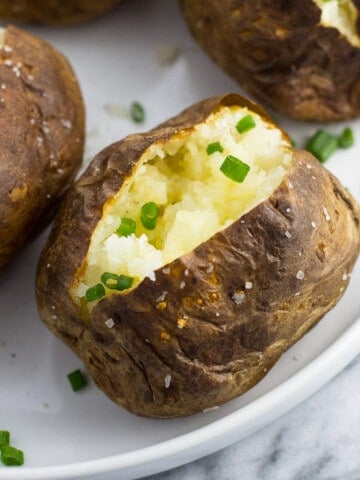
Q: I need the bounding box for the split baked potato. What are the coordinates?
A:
[179,0,360,122]
[36,94,360,418]
[0,25,84,272]
[0,0,123,26]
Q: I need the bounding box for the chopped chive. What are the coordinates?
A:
[305,130,338,163]
[141,202,159,230]
[130,101,145,123]
[101,272,120,290]
[206,141,224,155]
[291,138,297,147]
[85,283,105,302]
[236,114,256,134]
[338,127,354,148]
[67,369,87,392]
[117,274,134,291]
[116,217,136,237]
[220,155,250,183]
[0,431,10,448]
[1,445,24,466]
[101,272,134,291]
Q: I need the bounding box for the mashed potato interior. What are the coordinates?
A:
[314,0,360,47]
[72,106,292,307]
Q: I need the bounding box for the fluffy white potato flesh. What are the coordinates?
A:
[73,106,292,306]
[314,0,360,47]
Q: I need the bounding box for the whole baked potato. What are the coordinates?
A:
[0,0,123,26]
[179,0,360,122]
[0,25,84,272]
[36,94,360,418]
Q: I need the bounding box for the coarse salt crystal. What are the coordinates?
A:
[4,59,12,66]
[311,221,316,228]
[232,291,245,305]
[162,267,170,274]
[156,291,168,302]
[1,84,5,90]
[206,264,214,273]
[296,270,305,280]
[285,230,292,239]
[164,374,172,388]
[286,208,291,213]
[3,45,13,53]
[245,281,253,289]
[306,164,312,169]
[179,281,185,289]
[61,119,72,129]
[295,292,301,297]
[322,206,331,222]
[105,318,115,329]
[288,181,294,189]
[342,273,348,281]
[184,269,189,276]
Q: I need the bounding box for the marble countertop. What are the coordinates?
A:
[145,355,360,480]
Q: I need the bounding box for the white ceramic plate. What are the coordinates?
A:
[0,1,359,479]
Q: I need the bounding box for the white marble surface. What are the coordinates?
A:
[146,356,360,480]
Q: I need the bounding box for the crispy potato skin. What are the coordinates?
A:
[0,26,84,272]
[0,0,123,25]
[179,0,360,121]
[36,94,360,418]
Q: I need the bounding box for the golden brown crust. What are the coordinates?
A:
[36,94,360,418]
[0,0,123,25]
[179,0,360,121]
[0,25,85,272]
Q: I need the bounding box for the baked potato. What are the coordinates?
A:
[0,0,123,26]
[36,94,360,418]
[179,0,360,122]
[0,25,84,272]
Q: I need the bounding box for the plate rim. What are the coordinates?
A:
[2,315,359,480]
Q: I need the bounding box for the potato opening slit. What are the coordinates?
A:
[313,0,360,47]
[72,105,293,308]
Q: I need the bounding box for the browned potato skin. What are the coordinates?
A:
[179,0,360,121]
[0,26,84,272]
[0,0,123,26]
[36,94,360,418]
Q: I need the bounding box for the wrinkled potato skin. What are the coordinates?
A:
[179,0,360,121]
[0,0,123,25]
[0,26,84,272]
[36,94,360,418]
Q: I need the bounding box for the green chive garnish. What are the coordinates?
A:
[85,283,105,302]
[220,155,250,183]
[67,369,87,392]
[116,217,136,237]
[101,272,120,290]
[338,127,354,148]
[305,130,338,163]
[291,138,297,147]
[101,272,134,291]
[1,445,24,466]
[141,202,159,230]
[206,141,224,155]
[130,101,145,123]
[0,431,10,448]
[117,274,134,291]
[236,115,256,134]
